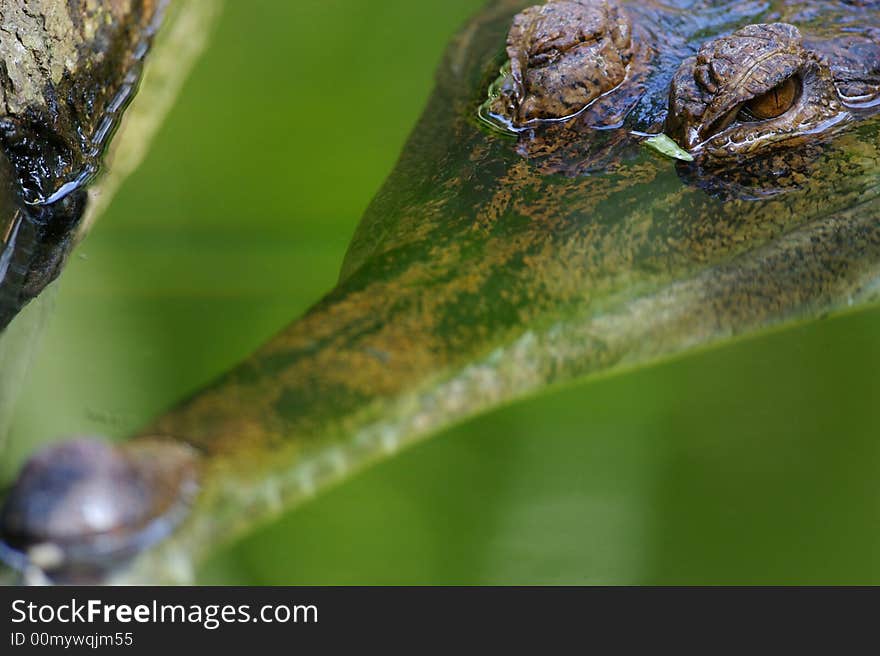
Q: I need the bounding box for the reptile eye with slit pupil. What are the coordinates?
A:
[740,77,800,121]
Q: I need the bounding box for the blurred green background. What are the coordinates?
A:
[3,0,880,583]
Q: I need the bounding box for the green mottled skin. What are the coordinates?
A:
[102,0,880,581]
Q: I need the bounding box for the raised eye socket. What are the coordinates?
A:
[739,76,800,121]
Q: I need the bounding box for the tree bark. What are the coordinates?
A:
[0,0,165,202]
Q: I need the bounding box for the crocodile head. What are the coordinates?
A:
[3,0,880,584]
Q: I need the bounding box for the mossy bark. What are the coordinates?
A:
[0,0,165,201]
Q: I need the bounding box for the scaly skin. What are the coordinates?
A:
[2,0,880,583]
[484,0,634,127]
[667,22,880,159]
[483,0,880,174]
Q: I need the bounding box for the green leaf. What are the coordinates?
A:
[643,133,695,161]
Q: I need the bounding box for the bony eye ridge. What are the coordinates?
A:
[481,3,880,167]
[663,22,872,161]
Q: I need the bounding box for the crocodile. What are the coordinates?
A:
[2,0,880,583]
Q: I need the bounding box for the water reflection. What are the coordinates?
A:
[0,150,86,333]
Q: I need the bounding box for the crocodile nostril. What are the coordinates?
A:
[0,437,199,582]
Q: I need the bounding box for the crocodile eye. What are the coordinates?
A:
[740,77,800,121]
